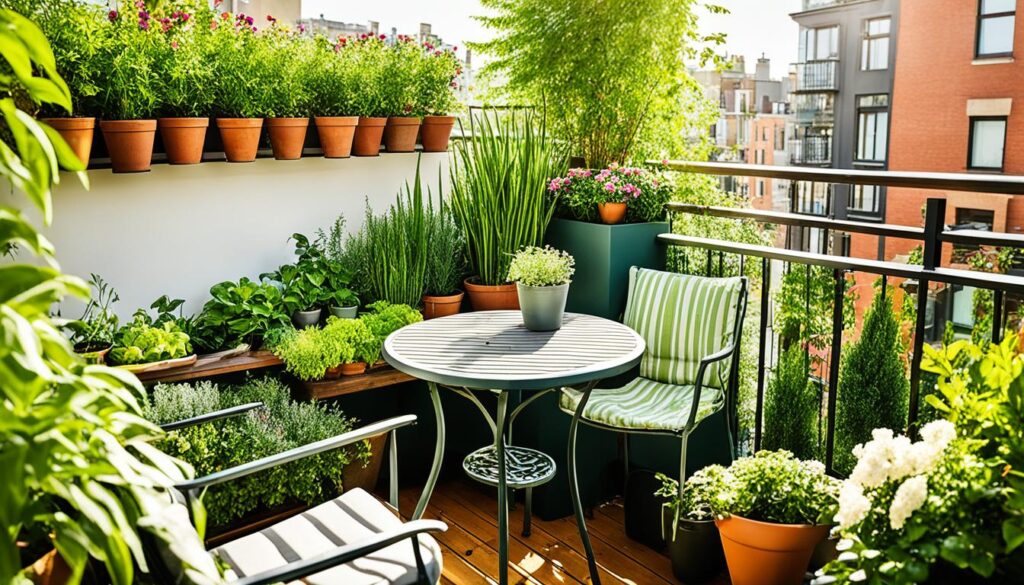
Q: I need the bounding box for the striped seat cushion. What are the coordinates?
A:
[560,377,724,432]
[624,267,743,389]
[212,488,442,585]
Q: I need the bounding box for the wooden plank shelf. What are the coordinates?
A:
[297,366,417,400]
[135,349,282,384]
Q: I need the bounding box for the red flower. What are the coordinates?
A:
[378,33,386,40]
[107,9,117,21]
[220,11,230,20]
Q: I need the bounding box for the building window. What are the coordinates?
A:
[762,127,769,141]
[799,25,839,61]
[793,181,832,216]
[968,117,1007,170]
[849,185,882,217]
[758,181,765,197]
[977,0,1016,57]
[862,17,891,70]
[775,127,785,151]
[951,207,995,263]
[856,94,889,162]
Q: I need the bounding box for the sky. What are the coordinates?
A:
[301,0,801,79]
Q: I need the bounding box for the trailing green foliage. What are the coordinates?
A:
[834,292,910,474]
[762,345,820,461]
[449,109,568,285]
[146,377,370,527]
[507,246,575,287]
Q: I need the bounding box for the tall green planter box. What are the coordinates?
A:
[544,218,669,320]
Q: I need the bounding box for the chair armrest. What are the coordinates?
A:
[159,402,264,432]
[232,519,447,585]
[176,414,417,492]
[686,342,740,429]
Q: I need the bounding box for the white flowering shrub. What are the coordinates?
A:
[507,245,575,287]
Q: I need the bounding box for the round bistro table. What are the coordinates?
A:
[383,311,645,585]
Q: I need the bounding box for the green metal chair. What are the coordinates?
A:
[560,266,748,501]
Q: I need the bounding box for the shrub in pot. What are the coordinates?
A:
[708,450,840,585]
[655,469,726,584]
[548,164,673,225]
[263,24,311,160]
[349,35,390,156]
[416,41,462,152]
[449,109,568,310]
[62,273,119,364]
[381,36,421,153]
[507,245,574,331]
[305,36,359,157]
[423,206,467,319]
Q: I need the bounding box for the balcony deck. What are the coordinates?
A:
[401,479,730,585]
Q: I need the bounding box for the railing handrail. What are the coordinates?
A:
[655,160,1024,195]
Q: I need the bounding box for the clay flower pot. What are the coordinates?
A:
[44,117,95,166]
[342,361,368,376]
[266,117,309,160]
[100,119,157,173]
[159,117,209,164]
[324,364,344,379]
[353,116,387,156]
[597,201,628,224]
[420,115,456,152]
[383,116,421,153]
[715,515,830,585]
[74,342,112,365]
[422,290,464,319]
[464,277,520,311]
[315,116,359,158]
[216,118,263,162]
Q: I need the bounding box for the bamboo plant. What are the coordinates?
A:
[448,108,568,286]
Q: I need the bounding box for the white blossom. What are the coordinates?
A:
[889,475,928,530]
[850,570,868,582]
[835,482,872,530]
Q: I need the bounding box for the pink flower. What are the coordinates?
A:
[583,170,593,178]
[138,19,150,30]
[549,178,562,192]
[298,23,306,33]
[134,0,144,8]
[603,182,617,193]
[267,14,276,22]
[210,20,218,30]
[170,40,179,49]
[661,158,669,165]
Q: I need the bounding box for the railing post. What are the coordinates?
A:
[993,289,1004,344]
[754,257,771,452]
[824,268,846,474]
[908,198,946,434]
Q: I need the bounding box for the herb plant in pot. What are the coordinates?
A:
[350,35,390,156]
[709,451,840,585]
[417,42,461,152]
[210,14,273,162]
[381,36,422,153]
[507,246,574,331]
[264,233,329,328]
[655,469,726,584]
[328,288,360,319]
[63,273,119,364]
[306,36,359,158]
[422,206,466,319]
[263,25,310,160]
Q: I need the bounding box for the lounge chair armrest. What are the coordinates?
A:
[686,342,741,429]
[159,402,264,432]
[232,519,448,585]
[176,414,417,492]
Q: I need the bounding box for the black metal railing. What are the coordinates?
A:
[653,160,1024,474]
[794,60,839,92]
[789,135,832,165]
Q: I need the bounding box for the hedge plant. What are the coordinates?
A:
[762,345,820,461]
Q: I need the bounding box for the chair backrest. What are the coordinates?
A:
[623,267,745,388]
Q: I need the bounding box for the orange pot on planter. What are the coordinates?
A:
[422,291,465,319]
[159,117,209,164]
[43,117,95,166]
[597,202,628,224]
[420,115,456,152]
[464,278,520,311]
[315,116,358,158]
[100,119,156,173]
[216,118,263,162]
[341,361,368,376]
[29,549,71,585]
[383,116,421,153]
[266,117,309,160]
[715,515,830,585]
[352,116,387,156]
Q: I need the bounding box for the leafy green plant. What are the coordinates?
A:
[834,292,910,474]
[655,467,723,539]
[359,301,423,364]
[303,35,359,116]
[207,9,274,118]
[146,377,370,527]
[63,273,119,352]
[416,40,461,116]
[262,233,331,313]
[776,264,856,354]
[152,2,217,117]
[449,109,568,285]
[261,24,310,117]
[381,35,420,116]
[324,316,376,364]
[424,206,466,296]
[347,34,390,118]
[507,245,575,287]
[705,450,840,525]
[762,345,820,461]
[549,164,672,224]
[272,324,351,380]
[109,315,192,365]
[194,276,291,350]
[91,1,163,119]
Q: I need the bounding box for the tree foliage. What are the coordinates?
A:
[762,345,821,461]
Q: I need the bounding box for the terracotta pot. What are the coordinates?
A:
[715,515,830,585]
[29,549,71,585]
[352,116,387,156]
[74,342,111,365]
[216,118,263,162]
[342,432,387,492]
[383,116,421,153]
[341,361,367,376]
[324,364,344,379]
[43,117,94,166]
[159,117,209,164]
[464,277,520,311]
[422,291,464,319]
[314,116,358,158]
[100,119,156,173]
[420,115,456,152]
[597,202,628,224]
[266,117,309,160]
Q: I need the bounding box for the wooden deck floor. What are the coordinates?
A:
[401,479,730,585]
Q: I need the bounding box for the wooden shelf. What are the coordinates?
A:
[135,349,282,384]
[297,366,417,400]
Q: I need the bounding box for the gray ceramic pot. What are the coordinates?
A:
[516,282,569,331]
[330,305,358,319]
[292,308,322,328]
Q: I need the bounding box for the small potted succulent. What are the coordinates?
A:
[417,42,461,152]
[655,469,727,584]
[708,451,840,585]
[422,208,466,319]
[64,274,119,364]
[507,246,575,331]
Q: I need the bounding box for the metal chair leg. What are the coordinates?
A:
[522,487,533,537]
[569,382,602,585]
[678,432,690,502]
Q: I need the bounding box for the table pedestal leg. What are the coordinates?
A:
[568,382,601,585]
[495,391,510,585]
[414,381,446,521]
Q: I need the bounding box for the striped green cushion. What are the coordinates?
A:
[623,267,743,389]
[560,378,724,432]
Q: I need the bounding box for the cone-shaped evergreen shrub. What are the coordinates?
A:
[834,292,909,473]
[762,345,820,461]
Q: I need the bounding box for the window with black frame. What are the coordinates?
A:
[856,94,889,163]
[848,184,883,218]
[862,17,891,70]
[968,116,1007,170]
[977,0,1016,58]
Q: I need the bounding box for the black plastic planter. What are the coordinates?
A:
[664,510,725,584]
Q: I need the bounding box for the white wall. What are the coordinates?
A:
[23,153,449,321]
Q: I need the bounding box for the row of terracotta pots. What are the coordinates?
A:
[45,115,457,173]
